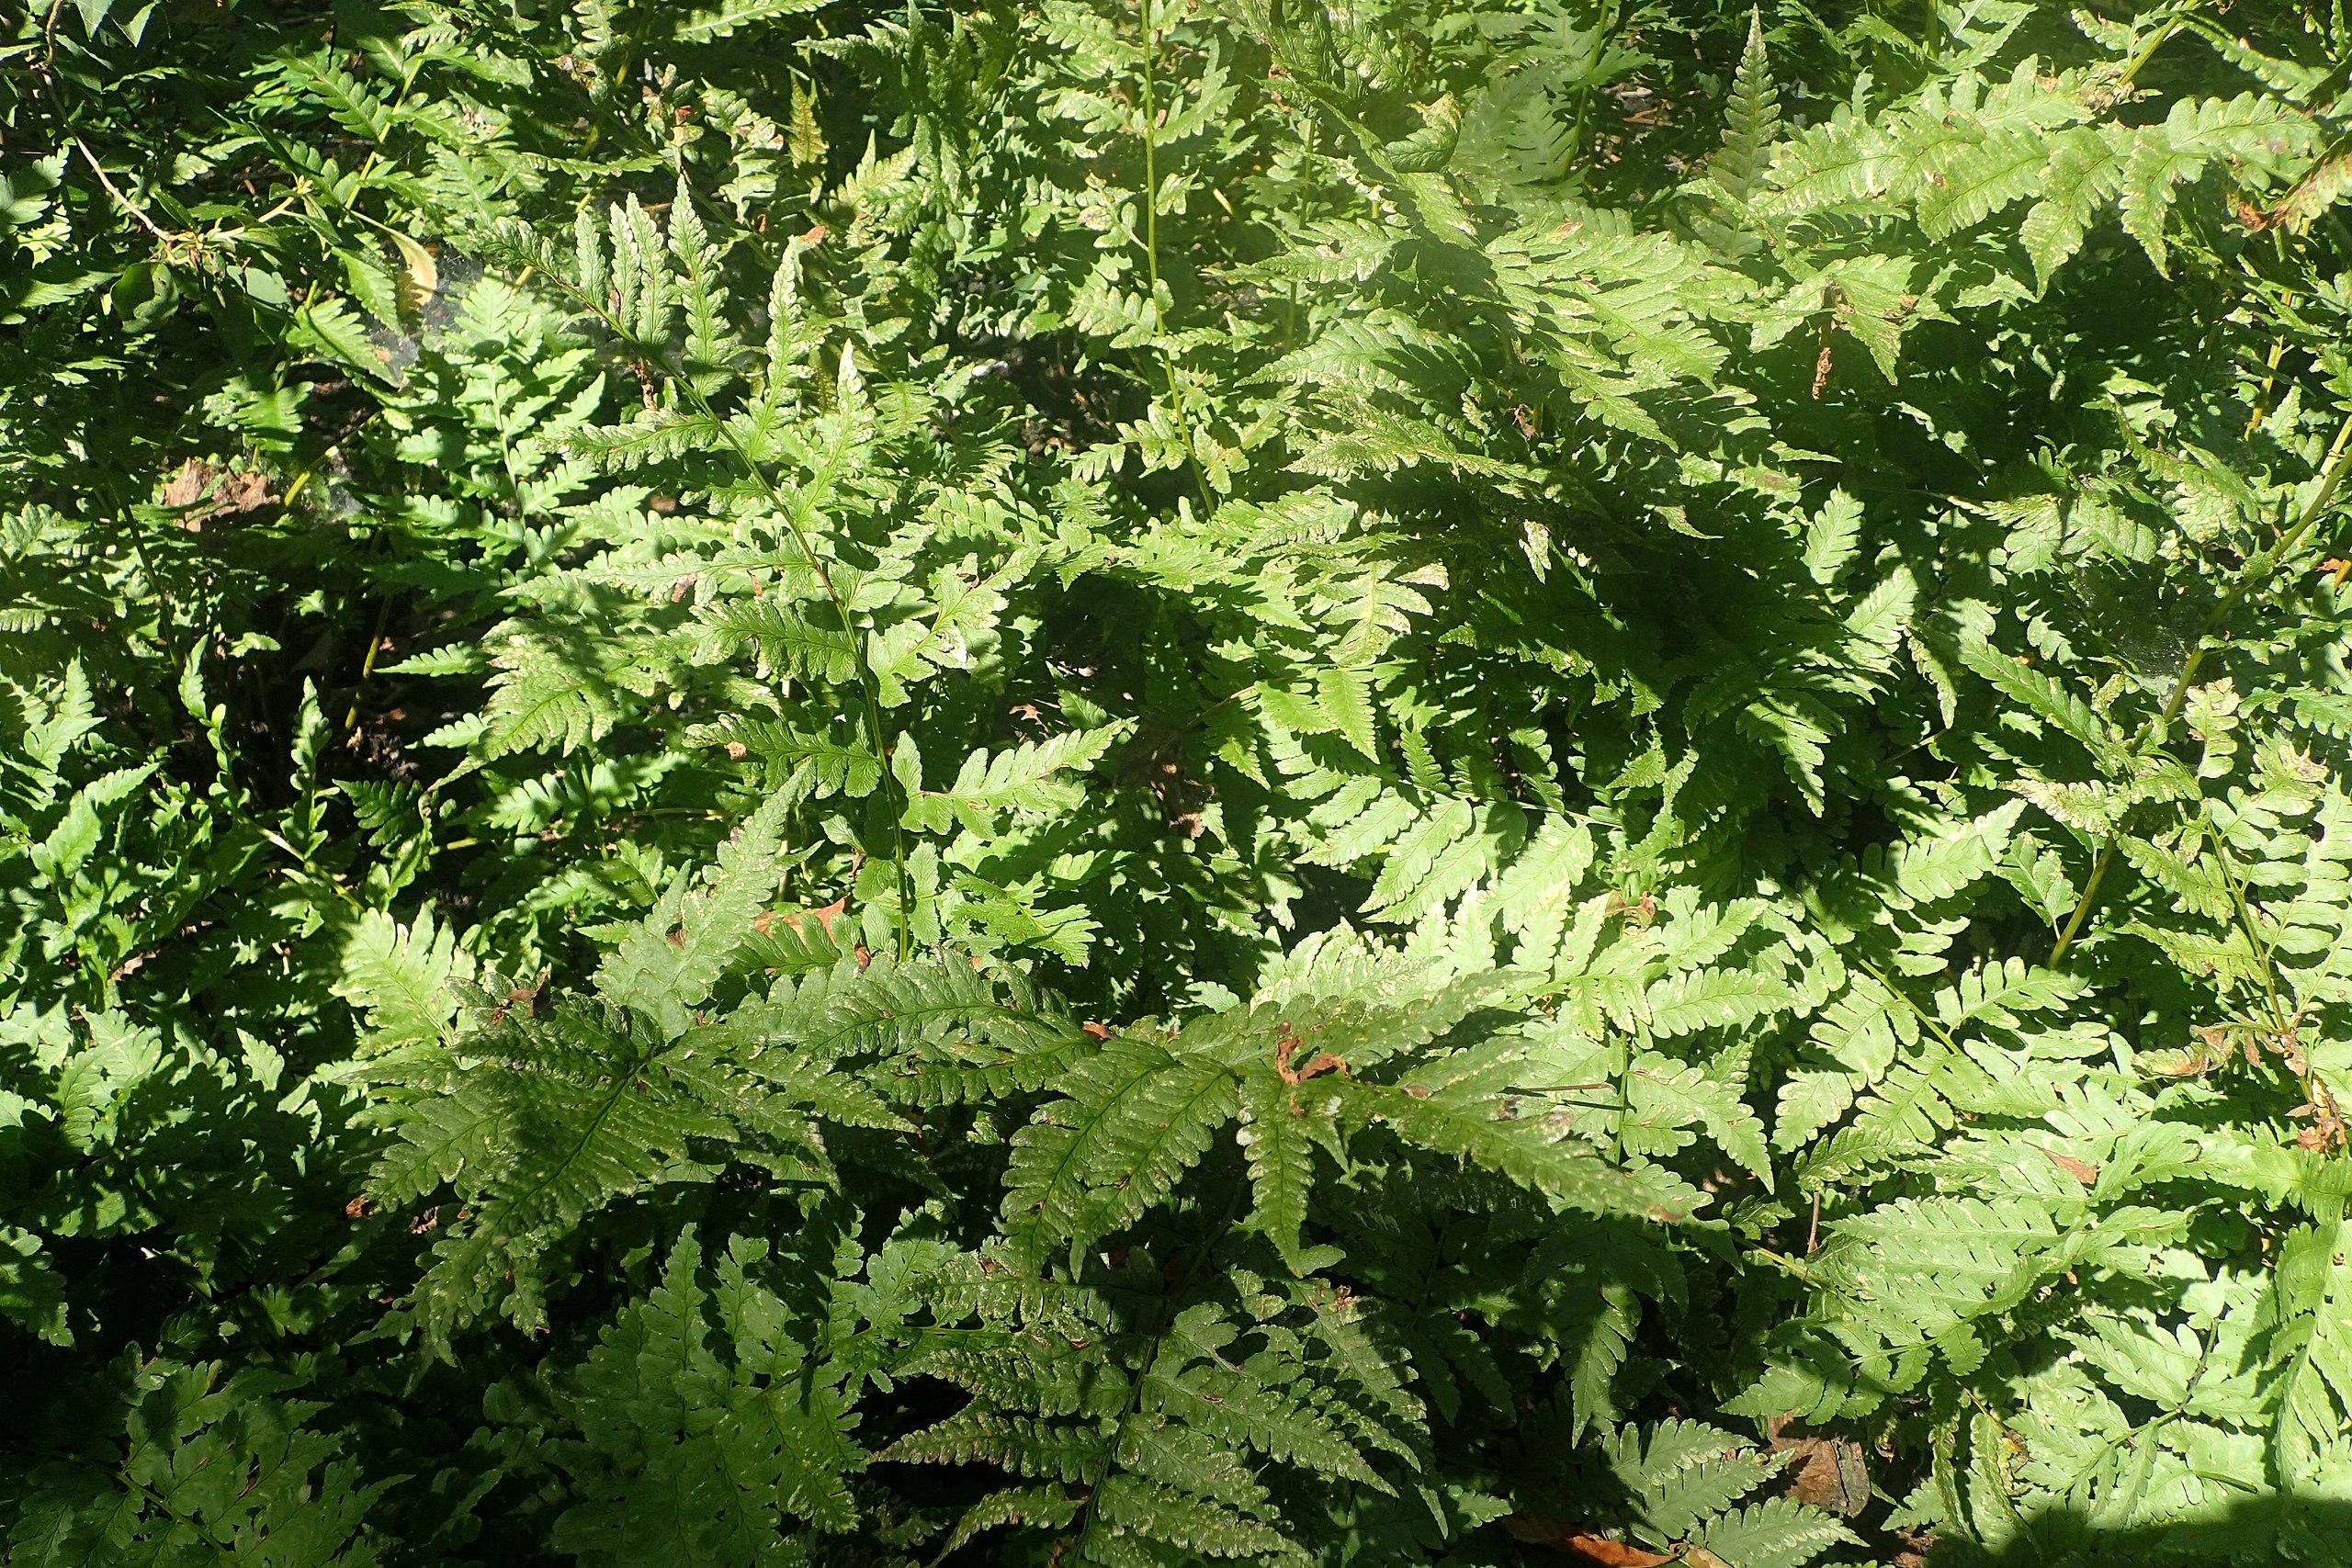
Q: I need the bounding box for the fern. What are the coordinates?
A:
[16,0,2352,1562]
[553,1230,863,1558]
[1712,11,1783,208]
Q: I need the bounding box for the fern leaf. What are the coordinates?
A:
[695,597,859,683]
[1712,10,1782,205]
[554,1232,861,1558]
[901,727,1123,835]
[594,790,792,1037]
[1146,1303,1389,1489]
[1001,1038,1238,1269]
[1238,1069,1317,1275]
[939,1486,1086,1556]
[337,908,471,1055]
[1692,1495,1860,1567]
[2019,127,2129,288]
[1917,127,2049,239]
[1091,1472,1296,1560]
[1340,1077,1705,1223]
[1628,1054,1771,1185]
[1644,967,1792,1039]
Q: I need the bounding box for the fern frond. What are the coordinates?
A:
[554,1232,861,1558]
[1713,10,1782,205]
[593,790,792,1036]
[337,908,471,1055]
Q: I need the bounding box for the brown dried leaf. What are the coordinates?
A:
[162,458,212,508]
[752,897,847,941]
[1498,1516,1672,1566]
[2265,141,2352,234]
[216,468,274,511]
[1779,1433,1871,1516]
[1293,1051,1348,1083]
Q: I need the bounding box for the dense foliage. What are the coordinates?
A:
[8,0,2352,1562]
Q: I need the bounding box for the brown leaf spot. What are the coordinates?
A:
[1603,890,1657,929]
[2041,1146,2099,1185]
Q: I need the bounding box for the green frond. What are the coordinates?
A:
[1713,10,1782,206]
[592,791,793,1035]
[27,4,2352,1562]
[554,1232,862,1560]
[336,908,471,1055]
[1341,1076,1707,1224]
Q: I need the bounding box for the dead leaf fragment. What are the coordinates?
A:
[391,231,439,322]
[160,458,276,519]
[162,458,212,508]
[1498,1515,1671,1565]
[752,897,847,942]
[1274,1024,1348,1086]
[1779,1433,1871,1516]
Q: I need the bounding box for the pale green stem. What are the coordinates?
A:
[2050,412,2352,967]
[1137,0,1213,513]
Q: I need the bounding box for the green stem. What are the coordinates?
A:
[1565,0,1624,170]
[1282,103,1316,350]
[1136,0,1214,515]
[2116,8,2195,91]
[1747,1245,1813,1283]
[2204,818,2290,1035]
[1139,0,1161,326]
[2049,411,2352,967]
[342,596,394,740]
